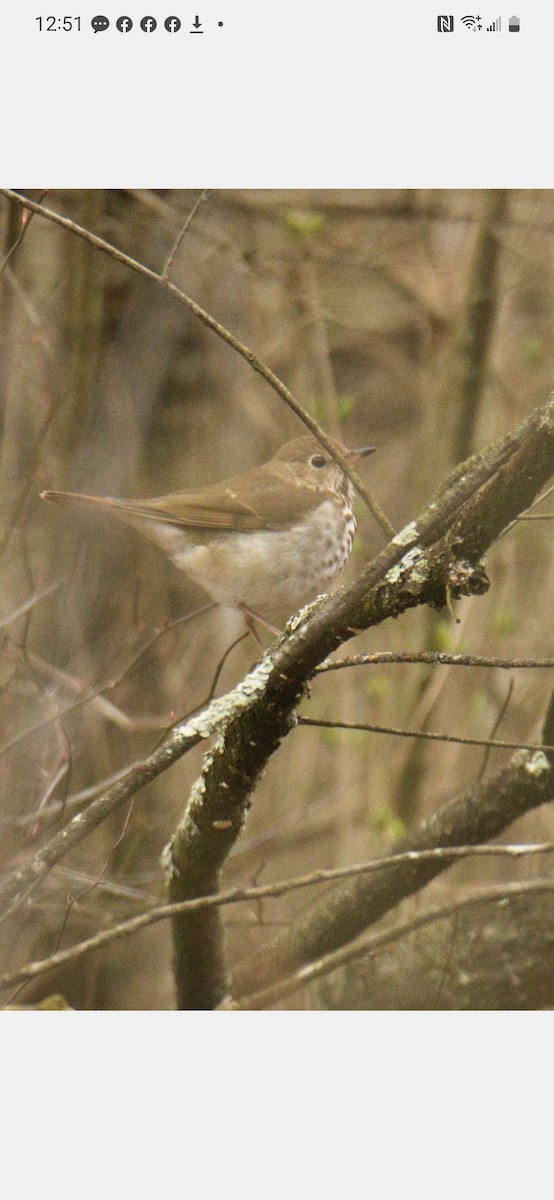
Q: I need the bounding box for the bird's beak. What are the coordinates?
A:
[348,445,377,460]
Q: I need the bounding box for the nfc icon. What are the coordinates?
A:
[437,15,454,31]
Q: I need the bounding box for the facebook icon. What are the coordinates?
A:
[116,16,133,31]
[140,15,157,31]
[165,16,181,32]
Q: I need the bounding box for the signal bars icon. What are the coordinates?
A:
[436,13,520,33]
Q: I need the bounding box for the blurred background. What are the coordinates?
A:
[0,188,553,1008]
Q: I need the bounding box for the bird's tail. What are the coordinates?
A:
[40,489,185,556]
[41,489,122,512]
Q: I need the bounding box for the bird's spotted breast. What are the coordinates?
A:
[173,495,356,620]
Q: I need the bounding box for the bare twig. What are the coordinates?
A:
[298,715,553,756]
[0,189,391,537]
[0,647,279,923]
[0,582,59,630]
[231,741,554,998]
[439,189,509,462]
[317,650,554,672]
[224,879,554,1010]
[517,513,554,520]
[0,763,138,830]
[0,189,48,274]
[1,841,552,997]
[0,603,217,758]
[32,762,69,829]
[161,189,211,279]
[52,799,136,957]
[479,678,514,778]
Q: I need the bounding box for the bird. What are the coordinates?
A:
[40,434,376,629]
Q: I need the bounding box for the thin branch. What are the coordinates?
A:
[32,762,69,828]
[231,740,554,999]
[0,189,48,274]
[444,189,509,461]
[528,481,554,508]
[224,879,554,1010]
[168,630,251,733]
[1,265,56,361]
[317,650,554,672]
[1,842,553,996]
[298,715,553,756]
[0,189,391,537]
[52,799,136,957]
[480,678,514,778]
[0,648,279,923]
[0,603,216,758]
[161,189,211,279]
[28,652,170,732]
[0,582,59,630]
[0,764,141,830]
[494,479,554,543]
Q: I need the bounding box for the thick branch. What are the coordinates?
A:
[228,880,554,1010]
[167,395,554,1006]
[1,843,552,998]
[231,748,553,999]
[166,690,297,1009]
[3,394,554,980]
[315,888,554,1010]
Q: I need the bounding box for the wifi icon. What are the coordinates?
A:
[461,14,482,29]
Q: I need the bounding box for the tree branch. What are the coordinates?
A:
[316,887,554,1011]
[226,880,554,1011]
[0,661,275,922]
[0,189,390,535]
[168,394,554,1006]
[2,383,553,1004]
[231,744,554,999]
[2,841,551,998]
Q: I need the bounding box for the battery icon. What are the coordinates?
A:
[509,15,520,31]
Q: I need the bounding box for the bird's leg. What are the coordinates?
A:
[238,602,282,649]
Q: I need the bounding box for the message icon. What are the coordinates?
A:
[91,15,109,32]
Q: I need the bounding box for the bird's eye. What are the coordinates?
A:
[310,454,326,468]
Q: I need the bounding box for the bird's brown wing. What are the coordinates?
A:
[41,463,317,533]
[133,468,315,533]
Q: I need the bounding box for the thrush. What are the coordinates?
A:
[41,434,376,626]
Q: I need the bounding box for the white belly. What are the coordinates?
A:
[172,500,355,621]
